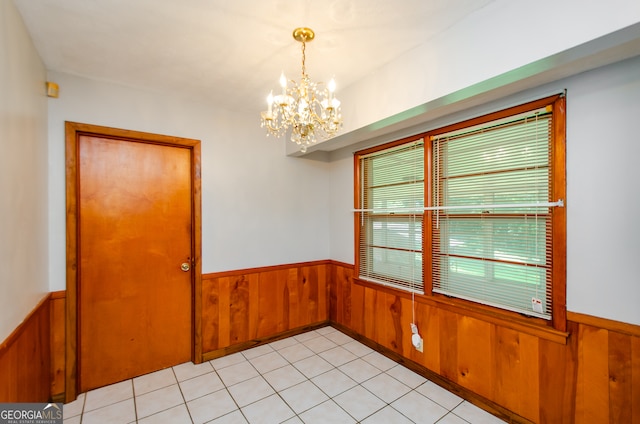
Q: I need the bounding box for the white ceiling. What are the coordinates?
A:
[13,0,495,112]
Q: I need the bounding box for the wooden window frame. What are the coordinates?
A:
[355,138,425,292]
[354,95,567,333]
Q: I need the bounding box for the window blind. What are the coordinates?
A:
[431,110,554,319]
[358,140,424,292]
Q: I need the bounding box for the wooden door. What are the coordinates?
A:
[65,123,202,396]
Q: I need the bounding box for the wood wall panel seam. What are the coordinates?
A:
[7,259,640,417]
[50,292,66,400]
[330,261,639,424]
[353,276,569,344]
[331,321,535,424]
[202,262,330,355]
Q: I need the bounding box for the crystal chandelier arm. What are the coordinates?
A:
[260,27,343,153]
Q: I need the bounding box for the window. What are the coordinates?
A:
[356,139,424,292]
[355,95,566,329]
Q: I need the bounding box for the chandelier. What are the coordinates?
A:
[260,27,343,153]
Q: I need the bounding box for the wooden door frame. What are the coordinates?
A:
[64,122,203,402]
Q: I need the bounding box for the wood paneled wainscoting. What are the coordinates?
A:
[201,261,331,360]
[50,291,66,401]
[0,294,51,402]
[4,260,639,423]
[329,261,640,424]
[45,262,331,400]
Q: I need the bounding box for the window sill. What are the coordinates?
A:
[353,277,569,344]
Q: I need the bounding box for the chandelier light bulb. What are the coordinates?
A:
[260,27,343,153]
[266,91,273,116]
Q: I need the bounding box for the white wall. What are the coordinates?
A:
[48,38,640,325]
[4,0,639,340]
[328,55,640,326]
[336,0,640,136]
[328,150,355,265]
[566,56,640,325]
[47,72,331,291]
[0,1,49,341]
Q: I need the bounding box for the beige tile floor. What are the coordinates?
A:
[63,326,506,423]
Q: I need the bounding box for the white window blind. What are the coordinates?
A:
[431,109,555,319]
[358,140,424,292]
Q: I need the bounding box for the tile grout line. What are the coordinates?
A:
[184,361,244,423]
[240,341,299,422]
[80,392,87,423]
[237,332,351,422]
[276,332,351,416]
[170,364,195,424]
[287,333,384,423]
[130,379,139,423]
[297,333,442,424]
[214,354,261,424]
[71,329,504,424]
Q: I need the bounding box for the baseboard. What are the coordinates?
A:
[51,392,65,403]
[202,321,330,362]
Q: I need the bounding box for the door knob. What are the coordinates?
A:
[181,262,190,272]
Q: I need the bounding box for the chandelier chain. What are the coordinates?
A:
[301,38,307,78]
